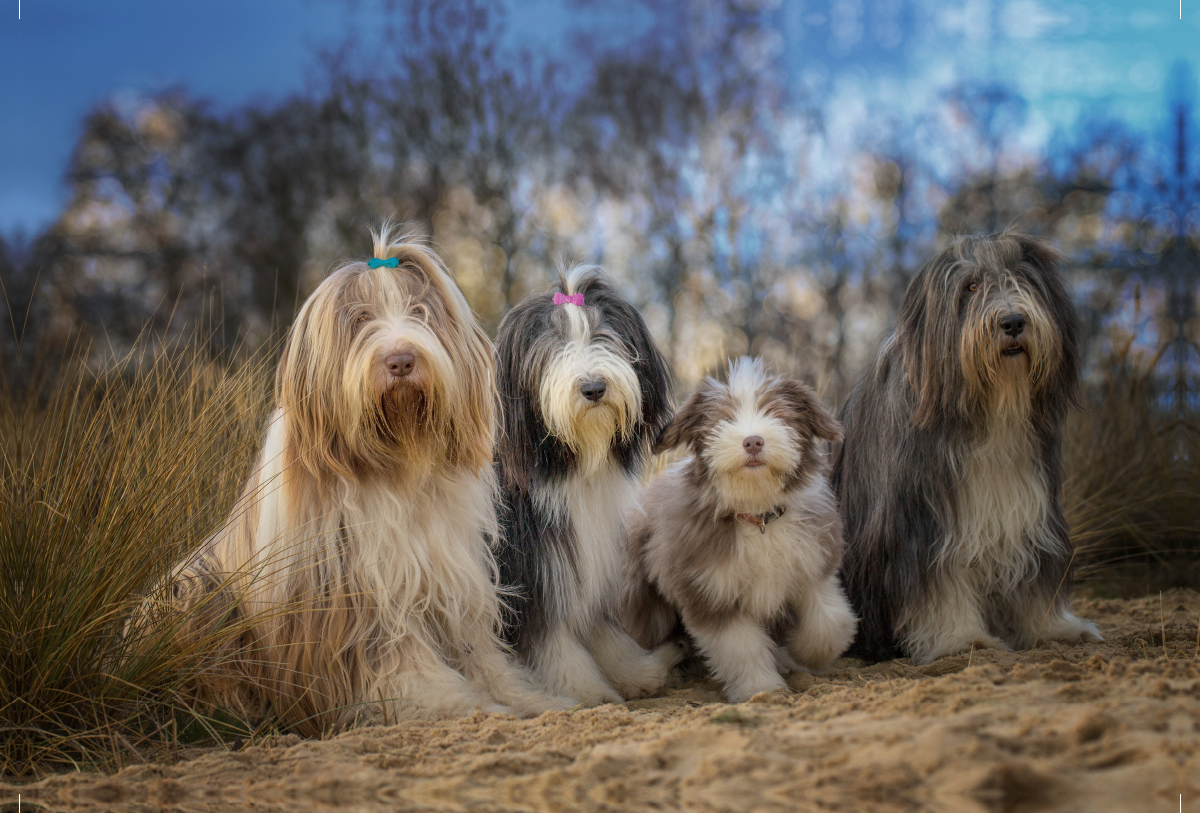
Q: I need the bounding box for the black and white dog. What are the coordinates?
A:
[494,265,680,705]
[833,232,1102,664]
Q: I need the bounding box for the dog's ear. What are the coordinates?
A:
[1011,232,1080,414]
[584,276,674,442]
[277,285,360,483]
[654,388,713,454]
[897,240,969,428]
[494,295,579,488]
[494,303,539,488]
[391,241,496,471]
[775,380,843,443]
[448,318,498,471]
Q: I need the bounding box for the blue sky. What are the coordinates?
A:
[2,0,349,235]
[1,0,1197,235]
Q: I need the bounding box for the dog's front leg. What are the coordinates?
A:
[587,618,681,699]
[896,572,1010,665]
[459,638,576,715]
[382,632,508,719]
[529,623,624,706]
[685,612,787,703]
[1010,593,1103,650]
[786,574,858,670]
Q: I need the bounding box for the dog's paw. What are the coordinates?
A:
[516,693,578,715]
[587,690,626,707]
[610,645,679,699]
[514,697,574,718]
[562,684,624,707]
[1031,608,1104,647]
[723,674,788,704]
[611,672,665,700]
[654,641,686,671]
[792,639,849,672]
[911,634,1010,665]
[971,634,1012,653]
[1044,614,1103,644]
[773,645,804,675]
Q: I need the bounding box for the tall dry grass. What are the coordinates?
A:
[0,339,273,777]
[1064,332,1199,591]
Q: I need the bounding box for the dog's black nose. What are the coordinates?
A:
[999,313,1026,337]
[386,352,416,377]
[743,436,764,455]
[579,380,607,402]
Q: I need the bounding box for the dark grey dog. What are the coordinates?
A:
[624,358,855,702]
[833,232,1102,664]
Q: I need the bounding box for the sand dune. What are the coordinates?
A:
[7,591,1198,813]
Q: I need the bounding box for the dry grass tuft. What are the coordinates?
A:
[1064,331,1198,592]
[0,337,274,778]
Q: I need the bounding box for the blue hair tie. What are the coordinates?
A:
[368,257,400,268]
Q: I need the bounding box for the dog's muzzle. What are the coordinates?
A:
[999,312,1028,357]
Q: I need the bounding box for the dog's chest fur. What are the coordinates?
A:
[268,461,499,649]
[537,462,633,629]
[689,485,832,622]
[941,416,1055,592]
[346,476,492,580]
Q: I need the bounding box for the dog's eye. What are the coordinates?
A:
[966,282,978,293]
[352,310,371,331]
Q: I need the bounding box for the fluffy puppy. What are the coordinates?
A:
[494,265,680,705]
[624,358,856,703]
[167,225,561,735]
[833,231,1102,665]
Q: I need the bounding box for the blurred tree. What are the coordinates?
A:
[565,0,802,382]
[369,3,564,321]
[10,0,1198,410]
[34,96,210,358]
[201,89,377,344]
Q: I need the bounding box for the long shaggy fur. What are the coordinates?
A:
[832,231,1102,665]
[494,265,681,705]
[624,358,856,702]
[168,225,560,734]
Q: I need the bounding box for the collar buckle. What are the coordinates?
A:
[735,505,786,534]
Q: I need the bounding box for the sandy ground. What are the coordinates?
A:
[5,590,1200,813]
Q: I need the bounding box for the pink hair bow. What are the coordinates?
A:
[553,292,585,307]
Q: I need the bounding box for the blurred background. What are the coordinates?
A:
[2,0,1198,585]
